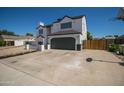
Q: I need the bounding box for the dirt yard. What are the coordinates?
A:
[0,46,35,58]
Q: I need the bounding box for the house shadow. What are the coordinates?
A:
[94,59,124,67]
[119,62,124,66]
[86,58,124,67]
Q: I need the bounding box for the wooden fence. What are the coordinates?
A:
[83,39,124,50]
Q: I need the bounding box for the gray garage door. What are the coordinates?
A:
[51,37,75,50]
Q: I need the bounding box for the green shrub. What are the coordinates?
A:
[108,43,119,52]
[2,41,6,46]
[38,41,43,45]
[0,40,6,46]
[0,41,2,46]
[25,41,31,45]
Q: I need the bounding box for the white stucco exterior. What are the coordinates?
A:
[48,34,82,50]
[14,40,24,46]
[51,17,84,33]
[15,38,35,46]
[36,15,87,50]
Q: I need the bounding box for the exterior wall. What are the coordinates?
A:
[36,16,87,50]
[50,16,87,42]
[72,18,83,33]
[43,28,48,46]
[14,40,24,46]
[82,16,87,40]
[51,17,83,34]
[37,26,48,47]
[46,27,51,34]
[48,34,82,50]
[29,41,38,50]
[14,39,35,46]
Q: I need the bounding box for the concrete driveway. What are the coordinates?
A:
[0,49,124,85]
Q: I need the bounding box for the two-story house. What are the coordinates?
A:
[36,15,87,50]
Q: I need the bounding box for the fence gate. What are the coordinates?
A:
[83,40,108,50]
[83,39,124,50]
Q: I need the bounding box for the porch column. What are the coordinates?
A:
[40,45,44,51]
[75,43,77,50]
[47,44,51,50]
[48,37,52,49]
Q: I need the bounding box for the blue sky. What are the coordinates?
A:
[0,7,123,37]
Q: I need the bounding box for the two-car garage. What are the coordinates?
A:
[48,30,82,51]
[51,37,75,50]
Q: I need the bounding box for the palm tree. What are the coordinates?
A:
[117,8,124,21]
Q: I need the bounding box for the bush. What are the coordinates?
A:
[0,40,6,46]
[38,42,43,45]
[2,41,6,46]
[0,41,2,46]
[25,41,31,45]
[108,43,119,52]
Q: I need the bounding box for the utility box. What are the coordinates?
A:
[77,44,81,51]
[119,44,124,54]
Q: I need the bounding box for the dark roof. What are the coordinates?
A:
[118,35,124,39]
[45,24,52,27]
[37,35,45,38]
[53,15,85,23]
[36,25,45,29]
[48,30,81,36]
[36,24,52,29]
[36,15,85,29]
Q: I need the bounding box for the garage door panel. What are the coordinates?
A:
[51,37,75,50]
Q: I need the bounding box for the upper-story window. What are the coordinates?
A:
[39,29,43,35]
[61,22,72,29]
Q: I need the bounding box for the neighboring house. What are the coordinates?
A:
[118,35,124,39]
[36,15,87,50]
[0,34,35,46]
[103,35,117,39]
